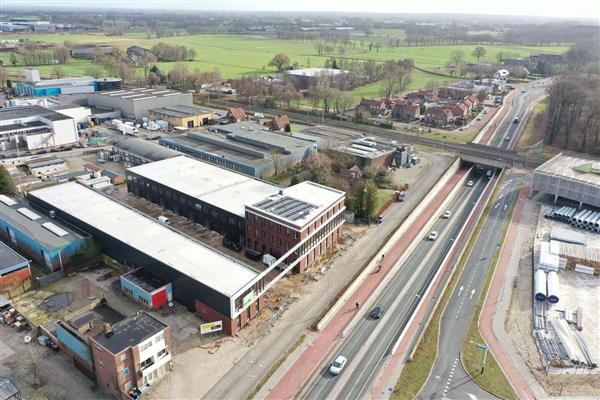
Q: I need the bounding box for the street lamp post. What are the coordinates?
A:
[471,342,488,374]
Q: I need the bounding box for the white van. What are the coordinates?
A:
[157,216,171,225]
[262,254,277,267]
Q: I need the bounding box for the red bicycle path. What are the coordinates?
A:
[266,167,469,400]
[479,183,535,400]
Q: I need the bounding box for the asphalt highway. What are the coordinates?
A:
[417,83,549,399]
[303,173,490,400]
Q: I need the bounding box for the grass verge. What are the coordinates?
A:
[246,333,307,400]
[391,171,503,400]
[459,185,522,400]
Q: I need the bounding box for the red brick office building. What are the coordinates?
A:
[245,181,346,273]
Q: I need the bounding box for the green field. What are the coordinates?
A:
[349,69,456,102]
[4,32,569,80]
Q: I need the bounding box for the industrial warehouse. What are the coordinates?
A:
[0,105,79,151]
[27,182,262,335]
[0,193,89,272]
[125,155,279,244]
[87,87,193,118]
[160,122,317,178]
[532,153,600,208]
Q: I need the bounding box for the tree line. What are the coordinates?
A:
[545,39,600,155]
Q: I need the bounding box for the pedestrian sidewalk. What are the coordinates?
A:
[266,169,468,400]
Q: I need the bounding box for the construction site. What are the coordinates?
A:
[532,205,599,374]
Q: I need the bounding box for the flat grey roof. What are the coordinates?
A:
[161,135,269,166]
[91,88,188,101]
[0,241,29,270]
[29,182,259,297]
[128,155,279,218]
[27,157,65,169]
[0,194,86,249]
[92,311,166,354]
[149,105,213,118]
[113,138,181,162]
[0,105,70,122]
[536,153,600,187]
[284,68,347,77]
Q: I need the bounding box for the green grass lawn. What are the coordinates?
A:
[375,189,396,215]
[4,32,569,80]
[349,69,457,102]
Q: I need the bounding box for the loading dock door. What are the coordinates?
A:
[187,121,194,128]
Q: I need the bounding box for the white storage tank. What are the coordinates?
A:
[547,271,560,304]
[534,269,547,301]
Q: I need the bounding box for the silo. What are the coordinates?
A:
[547,271,560,304]
[534,269,547,301]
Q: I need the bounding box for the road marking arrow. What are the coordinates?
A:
[458,285,463,297]
[470,289,476,299]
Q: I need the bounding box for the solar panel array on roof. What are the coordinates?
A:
[0,195,17,206]
[42,222,69,237]
[17,207,41,220]
[254,196,317,222]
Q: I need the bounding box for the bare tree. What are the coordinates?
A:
[472,46,487,62]
[449,50,465,66]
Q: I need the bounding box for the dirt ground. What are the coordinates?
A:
[0,323,111,400]
[505,199,600,397]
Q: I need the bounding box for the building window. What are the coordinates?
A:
[140,357,154,369]
[157,348,167,359]
[97,360,104,367]
[140,341,152,352]
[155,333,164,344]
[120,353,127,362]
[121,368,129,377]
[294,232,298,240]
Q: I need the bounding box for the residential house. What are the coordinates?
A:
[392,101,420,121]
[438,86,473,100]
[227,107,248,123]
[405,89,438,104]
[448,103,469,119]
[126,45,151,58]
[91,311,172,397]
[265,114,291,132]
[359,99,386,116]
[424,107,454,126]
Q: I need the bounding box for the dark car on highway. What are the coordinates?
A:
[370,304,385,319]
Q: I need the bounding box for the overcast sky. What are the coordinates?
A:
[3,0,599,20]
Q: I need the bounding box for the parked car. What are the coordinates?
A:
[428,231,439,241]
[467,180,474,187]
[443,210,452,219]
[329,355,347,375]
[157,216,170,225]
[223,237,241,252]
[370,304,385,319]
[504,135,511,141]
[513,117,519,124]
[245,249,262,262]
[375,216,385,224]
[397,191,406,202]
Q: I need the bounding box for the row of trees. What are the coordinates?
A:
[150,43,196,62]
[13,44,70,67]
[544,39,600,155]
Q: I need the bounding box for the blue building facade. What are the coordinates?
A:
[0,195,89,271]
[14,78,122,97]
[120,268,173,309]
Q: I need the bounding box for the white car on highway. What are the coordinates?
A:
[467,180,474,187]
[428,231,439,241]
[330,355,347,375]
[443,210,452,219]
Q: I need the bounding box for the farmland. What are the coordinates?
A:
[4,32,568,80]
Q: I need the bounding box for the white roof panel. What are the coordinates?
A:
[17,207,41,220]
[29,182,258,297]
[0,195,17,206]
[42,222,69,237]
[128,156,279,217]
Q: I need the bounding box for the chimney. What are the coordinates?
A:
[103,323,113,338]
